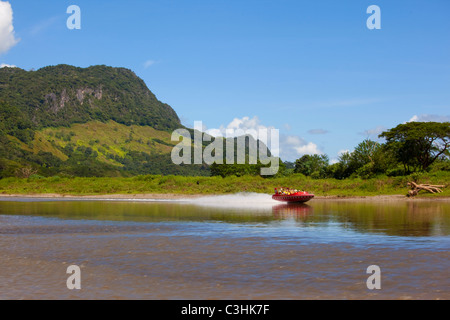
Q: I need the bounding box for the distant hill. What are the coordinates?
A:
[0,65,209,177]
[0,64,280,179]
[0,64,180,131]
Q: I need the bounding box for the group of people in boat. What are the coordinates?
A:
[275,187,301,195]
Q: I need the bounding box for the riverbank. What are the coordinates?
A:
[0,173,448,199]
[1,193,449,202]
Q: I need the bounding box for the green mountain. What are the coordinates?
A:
[0,65,209,177]
[0,64,180,131]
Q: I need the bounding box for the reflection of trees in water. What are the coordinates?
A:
[0,200,448,237]
[308,201,450,237]
[272,204,313,222]
[0,200,278,224]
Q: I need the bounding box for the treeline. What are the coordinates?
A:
[290,122,450,179]
[209,122,450,179]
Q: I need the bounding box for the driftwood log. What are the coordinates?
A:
[407,181,446,197]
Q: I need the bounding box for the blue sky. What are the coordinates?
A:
[1,0,449,161]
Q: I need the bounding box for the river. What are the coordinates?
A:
[0,193,448,300]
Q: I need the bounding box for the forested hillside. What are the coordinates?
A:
[0,64,180,133]
[0,65,209,177]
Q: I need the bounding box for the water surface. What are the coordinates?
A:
[0,194,448,299]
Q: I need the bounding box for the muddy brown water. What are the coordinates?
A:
[0,194,448,300]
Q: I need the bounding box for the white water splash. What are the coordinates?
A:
[181,192,278,209]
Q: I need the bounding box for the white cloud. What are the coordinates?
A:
[228,116,274,133]
[408,115,419,122]
[0,1,19,54]
[408,114,450,123]
[204,116,322,161]
[281,135,322,158]
[204,116,275,140]
[0,63,15,68]
[144,60,157,69]
[284,135,303,146]
[293,142,322,156]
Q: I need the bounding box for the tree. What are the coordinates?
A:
[351,139,381,167]
[294,154,329,178]
[16,166,38,178]
[350,139,395,178]
[324,151,356,179]
[379,122,450,172]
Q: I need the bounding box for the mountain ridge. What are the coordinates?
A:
[0,64,181,132]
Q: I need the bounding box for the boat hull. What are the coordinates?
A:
[272,194,314,203]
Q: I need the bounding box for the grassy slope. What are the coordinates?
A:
[10,133,69,161]
[1,171,449,198]
[11,120,176,166]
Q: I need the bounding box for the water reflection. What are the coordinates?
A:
[309,200,450,237]
[272,203,313,222]
[0,197,448,237]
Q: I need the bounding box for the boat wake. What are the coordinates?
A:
[181,192,278,209]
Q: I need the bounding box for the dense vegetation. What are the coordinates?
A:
[0,118,210,178]
[380,121,450,172]
[0,65,212,177]
[0,65,180,132]
[291,122,450,180]
[208,122,450,182]
[1,171,449,198]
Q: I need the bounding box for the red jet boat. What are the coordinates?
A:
[272,188,314,203]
